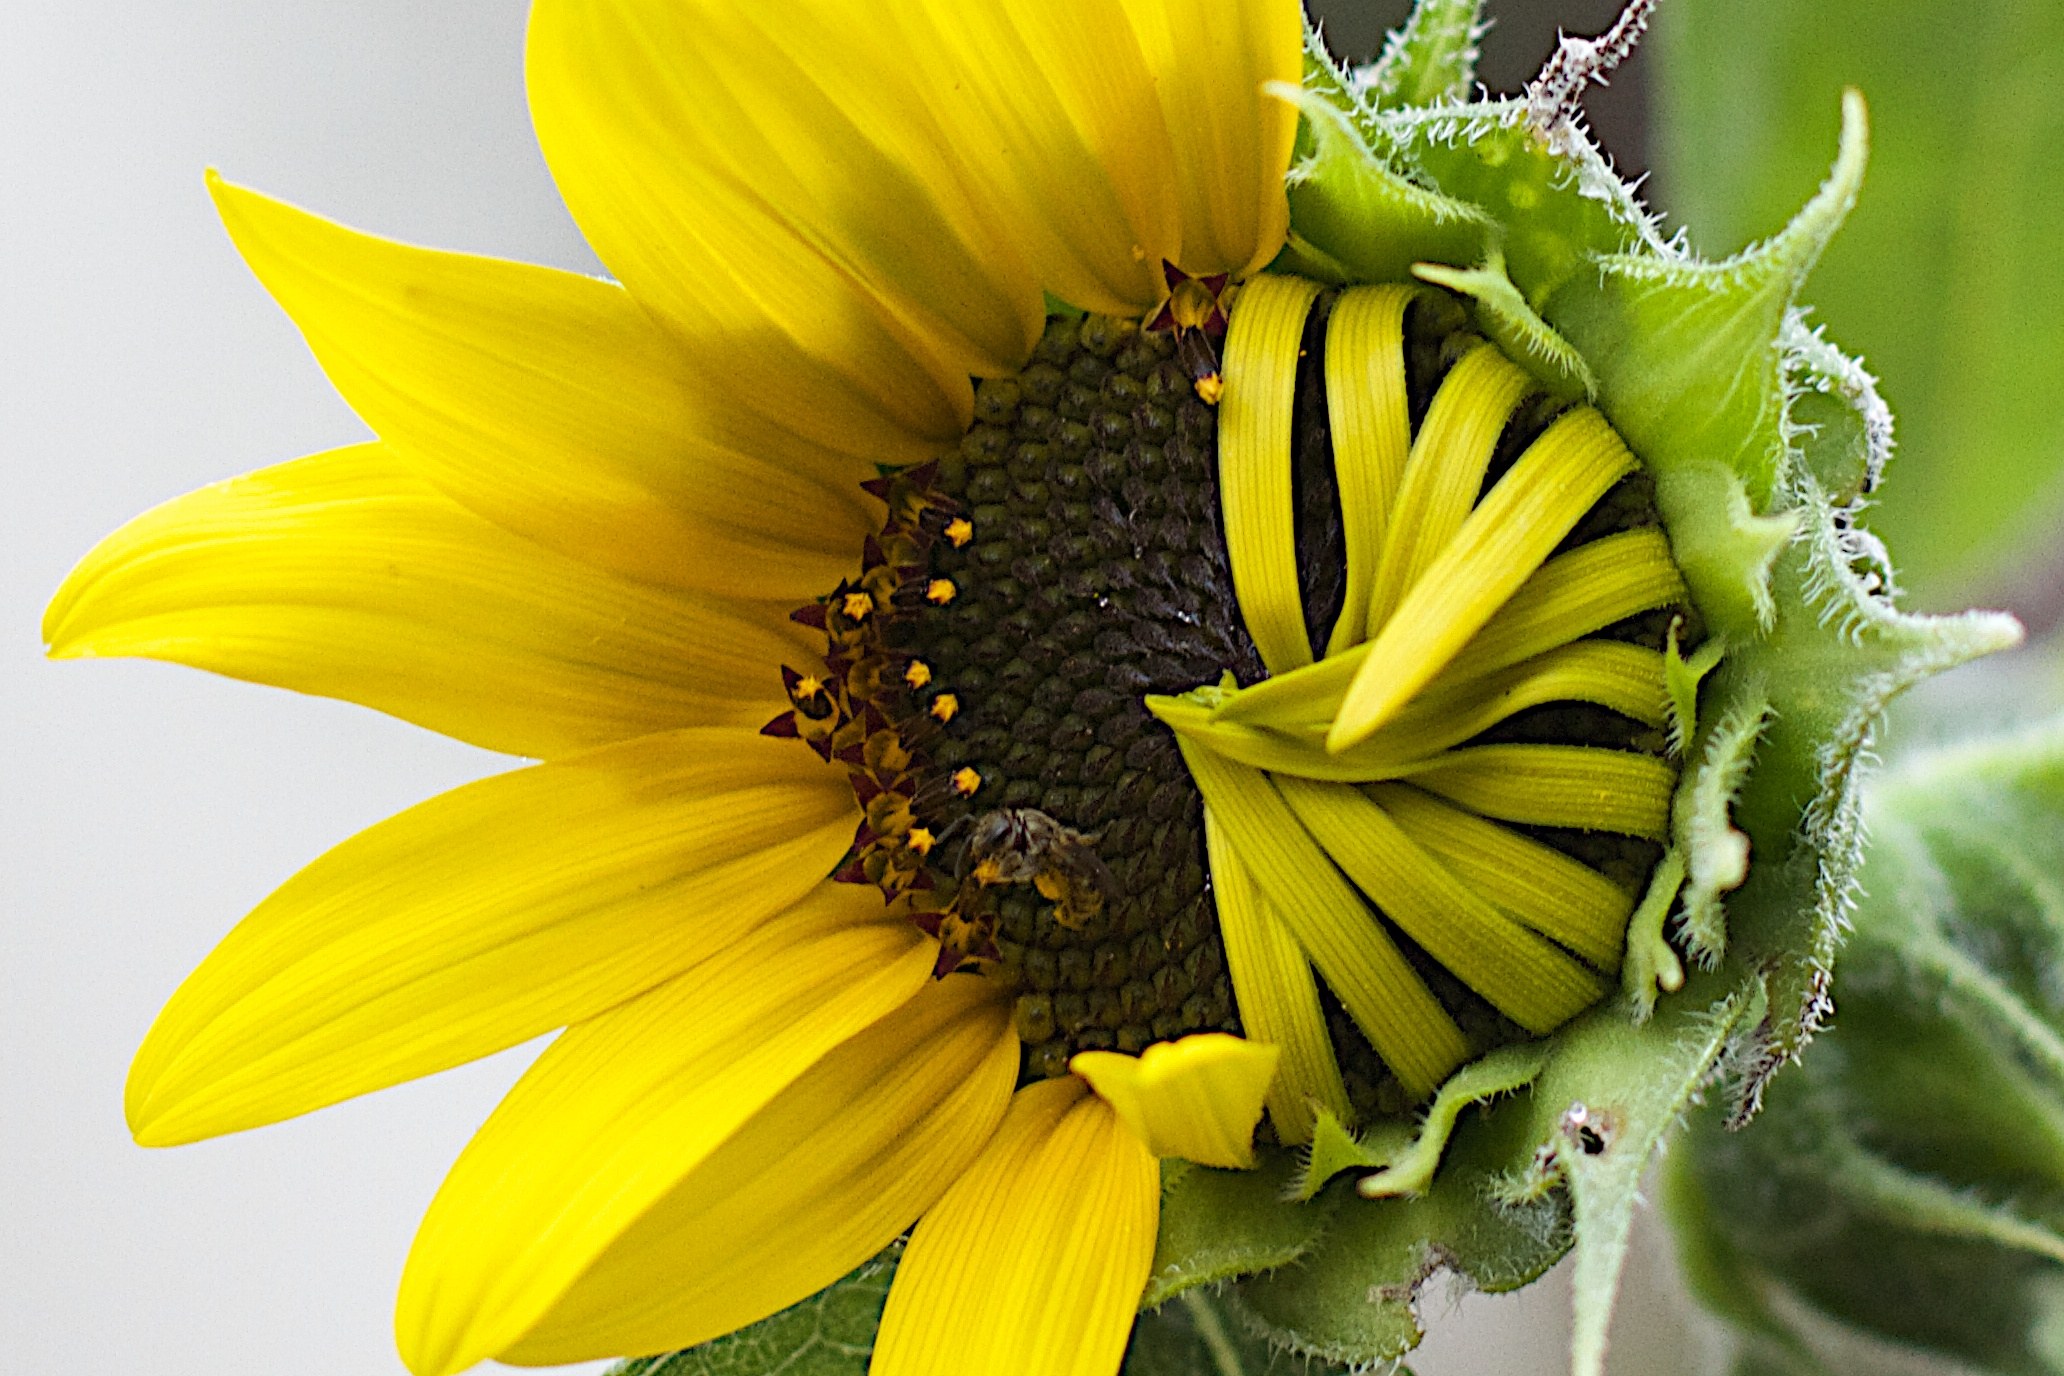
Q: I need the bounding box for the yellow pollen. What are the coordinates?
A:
[841,591,875,621]
[930,693,960,723]
[951,766,982,796]
[1194,373,1224,405]
[926,578,958,606]
[794,674,824,699]
[944,517,974,548]
[904,660,932,690]
[972,857,1007,886]
[907,827,936,856]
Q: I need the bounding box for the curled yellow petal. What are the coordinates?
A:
[1156,642,1667,786]
[1370,783,1634,971]
[45,445,799,758]
[871,1078,1158,1376]
[1362,342,1534,637]
[1167,730,1466,1100]
[1333,406,1639,751]
[1401,743,1677,841]
[1276,777,1607,1033]
[1323,284,1416,655]
[1071,1033,1279,1169]
[1220,273,1324,673]
[1214,526,1684,729]
[1444,526,1689,682]
[1203,810,1352,1143]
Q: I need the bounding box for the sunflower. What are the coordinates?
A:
[46,1,1690,1373]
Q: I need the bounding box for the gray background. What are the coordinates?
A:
[3,2,1695,1372]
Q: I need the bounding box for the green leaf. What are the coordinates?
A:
[1656,0,2064,605]
[607,1244,899,1376]
[1669,719,2064,1375]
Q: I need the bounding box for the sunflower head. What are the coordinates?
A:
[46,0,2024,1374]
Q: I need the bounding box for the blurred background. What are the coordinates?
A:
[3,1,2055,1372]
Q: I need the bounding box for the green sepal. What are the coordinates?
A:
[606,1243,901,1376]
[1144,1151,1338,1309]
[1413,247,1596,400]
[1353,1042,1548,1199]
[1275,81,1490,287]
[1657,0,2064,599]
[1357,0,1486,112]
[1665,622,1728,757]
[1287,1042,1546,1203]
[1671,720,2064,1375]
[1621,847,1687,1019]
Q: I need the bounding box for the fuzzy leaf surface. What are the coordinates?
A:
[1671,720,2064,1376]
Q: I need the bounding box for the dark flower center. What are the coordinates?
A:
[767,293,1684,1107]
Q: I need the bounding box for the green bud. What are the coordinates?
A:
[1133,3,2019,1372]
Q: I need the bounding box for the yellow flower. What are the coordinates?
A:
[48,2,1303,1373]
[46,0,1686,1372]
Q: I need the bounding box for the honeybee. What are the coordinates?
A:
[959,807,1116,929]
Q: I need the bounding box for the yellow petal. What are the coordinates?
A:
[209,174,873,601]
[1213,526,1683,729]
[1332,406,1639,751]
[893,0,1178,313]
[1367,783,1634,970]
[1276,777,1608,1033]
[1400,744,1677,841]
[1444,527,1688,683]
[1169,733,1467,1100]
[1117,0,1301,278]
[1220,274,1324,673]
[1203,810,1351,1143]
[1323,285,1416,655]
[1155,642,1667,786]
[871,1078,1158,1376]
[397,906,936,1376]
[127,730,858,1146]
[45,445,802,758]
[526,0,988,458]
[1363,342,1534,638]
[1071,1034,1278,1169]
[501,977,1017,1367]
